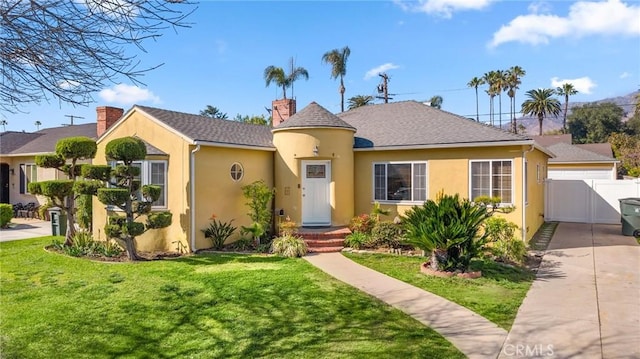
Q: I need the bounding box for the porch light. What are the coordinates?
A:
[9,168,14,175]
[313,145,319,157]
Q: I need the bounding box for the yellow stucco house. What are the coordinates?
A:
[93,100,552,253]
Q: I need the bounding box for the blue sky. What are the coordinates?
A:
[3,0,639,132]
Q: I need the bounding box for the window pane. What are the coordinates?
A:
[374,164,386,200]
[412,163,426,201]
[150,162,166,207]
[230,163,243,181]
[491,161,512,203]
[471,162,490,200]
[306,164,325,179]
[388,164,411,200]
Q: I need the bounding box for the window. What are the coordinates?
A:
[373,162,427,202]
[19,164,37,194]
[109,160,167,208]
[230,163,244,181]
[470,160,513,204]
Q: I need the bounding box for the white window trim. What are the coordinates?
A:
[108,160,168,210]
[468,159,515,206]
[372,161,428,204]
[230,162,244,182]
[21,163,37,194]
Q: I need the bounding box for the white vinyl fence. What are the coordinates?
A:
[545,179,640,224]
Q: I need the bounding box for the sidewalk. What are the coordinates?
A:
[304,252,507,359]
[499,223,640,358]
[0,218,51,242]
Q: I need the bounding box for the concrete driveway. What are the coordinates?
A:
[0,218,52,242]
[500,223,640,358]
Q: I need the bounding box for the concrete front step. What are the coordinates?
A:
[304,238,345,247]
[307,246,344,253]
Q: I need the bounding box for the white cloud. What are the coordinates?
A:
[490,0,640,47]
[364,63,400,80]
[58,80,80,89]
[99,84,161,105]
[619,71,631,79]
[394,0,493,18]
[527,1,552,14]
[551,76,597,94]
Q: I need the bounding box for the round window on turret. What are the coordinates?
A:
[230,163,244,182]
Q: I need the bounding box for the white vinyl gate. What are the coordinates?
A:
[545,179,640,224]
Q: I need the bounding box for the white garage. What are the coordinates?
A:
[548,168,616,180]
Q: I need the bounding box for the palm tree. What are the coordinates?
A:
[483,71,498,125]
[264,57,309,100]
[347,95,374,110]
[506,66,526,133]
[0,120,7,131]
[467,77,485,122]
[322,46,351,112]
[555,83,578,133]
[521,88,562,136]
[34,120,42,130]
[494,70,508,129]
[428,95,443,109]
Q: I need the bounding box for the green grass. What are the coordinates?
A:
[343,252,535,330]
[0,237,464,359]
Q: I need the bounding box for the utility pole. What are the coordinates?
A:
[376,73,393,103]
[63,115,84,126]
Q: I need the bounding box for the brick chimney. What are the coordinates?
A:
[271,99,296,127]
[96,106,124,137]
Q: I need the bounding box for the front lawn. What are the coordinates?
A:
[0,237,464,358]
[343,252,534,330]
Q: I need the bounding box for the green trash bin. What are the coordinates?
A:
[619,198,640,237]
[48,207,67,236]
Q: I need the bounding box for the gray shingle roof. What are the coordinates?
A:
[531,134,572,147]
[575,143,613,158]
[273,102,356,131]
[1,131,42,154]
[133,136,168,156]
[547,142,617,163]
[338,101,531,149]
[4,123,97,155]
[136,105,273,148]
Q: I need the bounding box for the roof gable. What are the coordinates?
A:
[273,102,356,131]
[135,105,274,149]
[338,101,531,149]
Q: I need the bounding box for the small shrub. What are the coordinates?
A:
[344,232,371,250]
[278,217,297,236]
[371,221,403,248]
[348,214,375,234]
[98,240,124,257]
[271,234,307,257]
[0,203,13,228]
[228,237,254,251]
[484,217,526,264]
[202,218,237,250]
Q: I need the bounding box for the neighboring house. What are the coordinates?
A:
[532,134,618,180]
[0,123,98,205]
[93,100,552,253]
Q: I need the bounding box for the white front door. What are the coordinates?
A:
[301,160,331,226]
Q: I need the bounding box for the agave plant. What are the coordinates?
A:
[403,194,490,272]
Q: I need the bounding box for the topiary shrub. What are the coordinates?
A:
[0,204,13,228]
[271,234,307,257]
[484,217,527,264]
[105,137,146,162]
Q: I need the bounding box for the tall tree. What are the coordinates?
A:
[428,95,443,109]
[521,88,561,136]
[264,58,309,100]
[483,71,498,125]
[494,70,508,129]
[567,102,624,144]
[467,77,485,122]
[1,1,193,113]
[34,120,42,131]
[347,95,374,110]
[322,46,351,112]
[506,66,526,133]
[200,105,228,119]
[555,83,578,133]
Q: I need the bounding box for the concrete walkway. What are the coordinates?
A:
[304,252,507,359]
[500,223,640,359]
[0,218,51,242]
